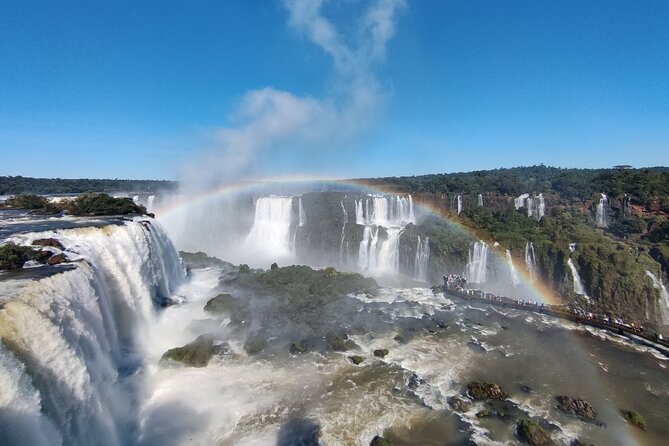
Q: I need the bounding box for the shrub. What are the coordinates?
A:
[0,242,37,270]
[66,193,146,216]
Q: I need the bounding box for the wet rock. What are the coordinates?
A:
[393,334,406,344]
[31,238,64,250]
[212,342,232,356]
[203,293,238,314]
[516,419,553,446]
[161,335,214,367]
[570,440,594,446]
[34,250,53,263]
[47,253,69,265]
[555,396,599,424]
[408,373,425,389]
[467,340,487,353]
[448,396,471,413]
[290,341,307,354]
[327,334,357,351]
[519,384,533,393]
[620,409,646,430]
[244,339,264,355]
[349,355,365,365]
[476,410,492,418]
[373,349,389,358]
[369,436,393,446]
[467,382,508,400]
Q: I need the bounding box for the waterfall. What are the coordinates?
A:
[645,271,669,324]
[569,242,577,253]
[0,220,185,446]
[506,249,520,286]
[466,241,488,284]
[525,242,537,283]
[339,201,348,264]
[132,195,140,204]
[535,193,545,220]
[567,258,589,299]
[514,193,530,210]
[358,226,375,270]
[246,196,295,259]
[457,195,462,215]
[376,228,402,273]
[596,193,608,228]
[477,193,483,207]
[146,195,156,213]
[414,236,430,282]
[355,199,364,224]
[526,196,535,218]
[298,197,306,227]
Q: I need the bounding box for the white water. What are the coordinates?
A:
[525,242,537,283]
[298,197,306,227]
[147,195,156,214]
[246,196,295,260]
[466,241,488,284]
[536,193,545,220]
[339,200,348,264]
[645,270,669,325]
[414,236,430,282]
[457,195,462,215]
[506,249,521,287]
[567,258,589,299]
[477,193,483,207]
[596,193,608,228]
[0,220,185,446]
[514,193,530,210]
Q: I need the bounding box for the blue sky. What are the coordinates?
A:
[0,0,667,181]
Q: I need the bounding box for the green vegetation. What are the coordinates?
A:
[348,355,365,365]
[203,293,238,314]
[468,382,508,400]
[620,409,646,430]
[66,192,146,215]
[244,339,264,355]
[516,419,552,446]
[0,243,38,270]
[3,194,62,213]
[161,335,214,367]
[373,349,389,358]
[0,175,175,195]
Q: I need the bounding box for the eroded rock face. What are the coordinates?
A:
[468,382,508,400]
[555,396,599,424]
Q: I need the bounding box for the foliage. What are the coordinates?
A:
[516,419,552,446]
[0,175,175,195]
[620,409,646,430]
[3,194,62,213]
[66,193,146,216]
[0,243,38,270]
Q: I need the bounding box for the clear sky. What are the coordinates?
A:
[1,0,667,181]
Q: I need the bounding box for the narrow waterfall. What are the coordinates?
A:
[355,199,364,224]
[567,258,589,299]
[132,195,139,204]
[596,193,608,228]
[357,226,379,270]
[0,220,185,446]
[414,236,430,282]
[526,196,535,218]
[466,241,488,284]
[477,193,483,207]
[514,193,530,210]
[147,195,156,213]
[376,228,402,273]
[339,200,348,264]
[536,193,545,220]
[525,242,537,282]
[457,195,462,215]
[246,196,295,258]
[298,197,306,227]
[506,249,521,286]
[645,271,669,324]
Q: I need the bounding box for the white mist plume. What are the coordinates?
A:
[181,0,405,190]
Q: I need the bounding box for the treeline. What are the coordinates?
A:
[361,165,669,203]
[0,176,177,195]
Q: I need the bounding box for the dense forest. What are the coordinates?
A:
[0,176,176,195]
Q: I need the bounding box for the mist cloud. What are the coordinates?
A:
[181,0,405,190]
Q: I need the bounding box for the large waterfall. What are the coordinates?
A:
[567,258,589,299]
[525,242,537,283]
[506,249,521,287]
[246,196,295,259]
[466,241,488,284]
[0,219,185,446]
[596,193,608,228]
[645,270,669,324]
[414,236,430,282]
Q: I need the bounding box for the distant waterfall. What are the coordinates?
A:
[567,258,589,299]
[596,193,608,228]
[339,200,348,264]
[506,249,521,286]
[477,194,483,207]
[526,196,535,218]
[514,193,530,210]
[536,193,545,220]
[377,228,402,273]
[246,196,295,258]
[457,195,462,215]
[298,197,306,227]
[0,220,185,446]
[132,195,140,204]
[525,242,537,282]
[147,195,156,213]
[413,236,430,282]
[466,241,488,284]
[645,271,669,324]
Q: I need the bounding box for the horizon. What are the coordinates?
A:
[1,1,668,182]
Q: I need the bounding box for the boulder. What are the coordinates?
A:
[369,435,393,446]
[244,339,264,355]
[555,396,598,424]
[290,341,307,354]
[468,382,508,400]
[620,409,646,430]
[161,335,214,367]
[516,419,553,446]
[203,293,238,314]
[349,355,365,365]
[47,253,69,265]
[448,396,471,413]
[31,238,64,250]
[373,349,389,358]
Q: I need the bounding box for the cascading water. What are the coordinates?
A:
[506,249,521,287]
[246,196,295,259]
[536,193,545,220]
[526,196,535,218]
[525,242,537,283]
[477,193,483,207]
[413,236,430,282]
[457,195,462,215]
[466,241,488,284]
[645,271,669,325]
[596,193,608,228]
[147,195,156,213]
[298,197,306,227]
[340,200,348,264]
[514,193,530,210]
[0,220,185,446]
[567,258,589,299]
